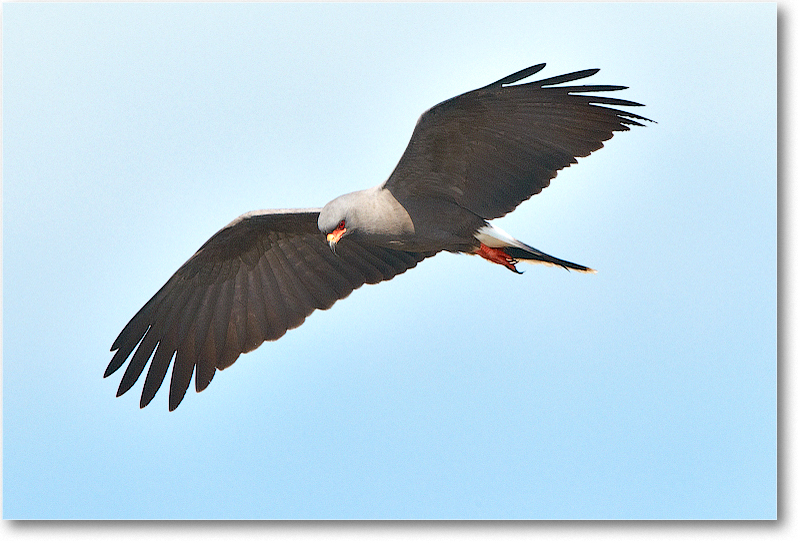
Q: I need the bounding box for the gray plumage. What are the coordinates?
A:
[106,63,650,410]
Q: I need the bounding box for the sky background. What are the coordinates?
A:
[2,2,777,521]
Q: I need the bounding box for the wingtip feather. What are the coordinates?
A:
[485,63,547,88]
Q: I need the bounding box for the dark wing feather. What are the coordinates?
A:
[105,210,430,410]
[384,64,652,220]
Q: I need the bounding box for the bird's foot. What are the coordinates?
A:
[474,243,522,274]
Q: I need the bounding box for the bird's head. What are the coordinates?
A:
[318,191,362,251]
[319,186,415,253]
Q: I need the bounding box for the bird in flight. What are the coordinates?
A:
[105,63,650,410]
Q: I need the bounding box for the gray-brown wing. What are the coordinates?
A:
[384,64,651,220]
[105,209,430,410]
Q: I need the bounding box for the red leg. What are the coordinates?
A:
[473,243,521,273]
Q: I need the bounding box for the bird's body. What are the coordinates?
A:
[106,63,650,410]
[319,185,481,253]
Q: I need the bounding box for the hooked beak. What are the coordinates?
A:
[326,227,346,252]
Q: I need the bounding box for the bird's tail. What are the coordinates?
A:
[474,224,595,274]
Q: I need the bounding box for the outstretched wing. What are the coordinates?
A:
[105,210,430,410]
[384,64,651,219]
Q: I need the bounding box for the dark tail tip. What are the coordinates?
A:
[506,247,595,273]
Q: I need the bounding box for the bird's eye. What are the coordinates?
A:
[337,220,346,230]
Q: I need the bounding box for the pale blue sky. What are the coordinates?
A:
[3,2,776,520]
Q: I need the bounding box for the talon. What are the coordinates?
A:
[474,243,522,273]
